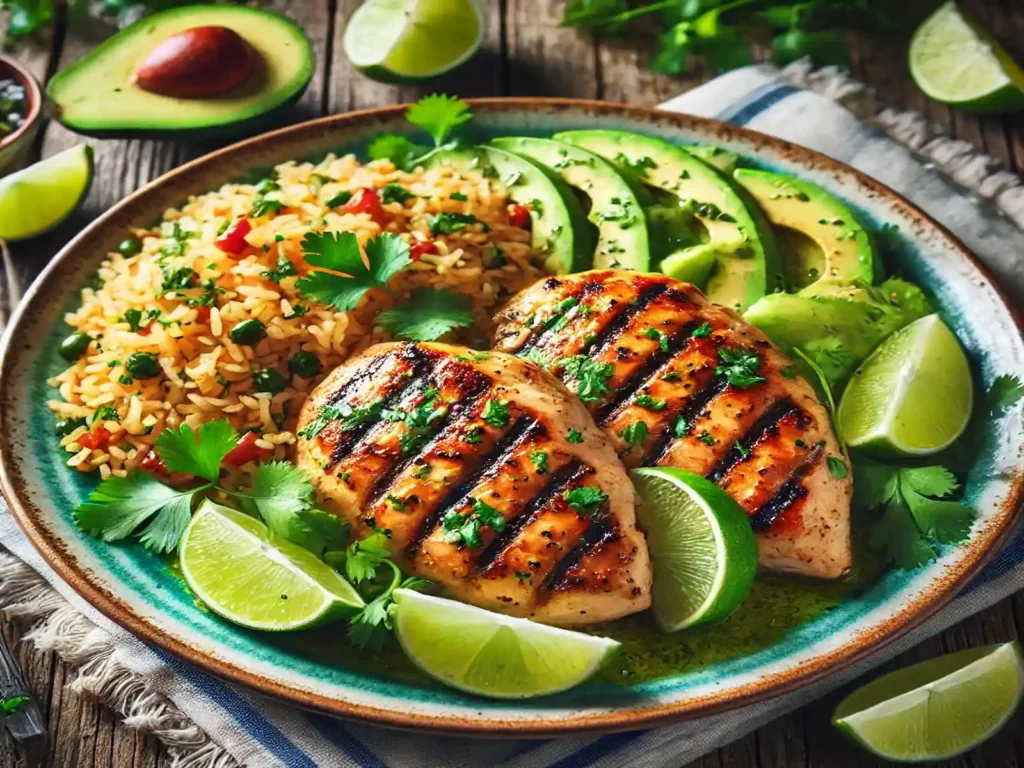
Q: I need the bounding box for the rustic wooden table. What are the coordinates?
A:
[2,1,1024,766]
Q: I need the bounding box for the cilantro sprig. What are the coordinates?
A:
[376,287,474,342]
[369,94,474,171]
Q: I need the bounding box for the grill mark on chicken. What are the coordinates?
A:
[707,399,800,482]
[749,451,819,532]
[365,375,493,507]
[474,459,588,571]
[642,377,730,465]
[542,520,615,592]
[405,416,543,555]
[594,321,700,424]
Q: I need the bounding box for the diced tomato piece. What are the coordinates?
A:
[194,306,211,324]
[215,219,252,256]
[223,431,271,467]
[137,323,152,336]
[410,241,439,261]
[140,449,166,473]
[509,203,531,229]
[342,188,387,226]
[79,426,111,451]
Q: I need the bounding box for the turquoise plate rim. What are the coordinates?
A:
[1,98,1023,736]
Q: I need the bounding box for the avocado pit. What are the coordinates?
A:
[132,25,257,99]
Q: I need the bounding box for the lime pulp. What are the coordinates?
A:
[392,589,619,698]
[630,467,758,632]
[834,641,1024,761]
[343,0,484,83]
[179,500,363,631]
[0,144,94,241]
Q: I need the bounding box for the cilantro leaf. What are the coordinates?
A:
[0,696,28,715]
[376,287,474,341]
[716,346,766,388]
[480,399,511,428]
[296,232,411,312]
[827,456,848,479]
[155,419,237,481]
[442,498,506,549]
[428,212,481,234]
[987,374,1024,418]
[559,356,613,402]
[240,461,316,543]
[618,420,648,449]
[406,94,473,147]
[564,486,608,515]
[368,134,431,170]
[342,532,393,584]
[348,574,430,650]
[380,182,416,205]
[74,471,201,554]
[899,466,959,499]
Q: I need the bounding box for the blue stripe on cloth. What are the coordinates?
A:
[308,713,388,768]
[715,83,799,126]
[548,731,646,768]
[152,648,319,768]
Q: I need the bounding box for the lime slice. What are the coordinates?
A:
[834,641,1024,761]
[630,467,757,632]
[838,314,973,458]
[392,589,619,698]
[0,144,94,241]
[909,2,1024,114]
[343,0,484,83]
[179,500,363,631]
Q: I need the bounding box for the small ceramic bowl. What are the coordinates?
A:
[0,55,42,176]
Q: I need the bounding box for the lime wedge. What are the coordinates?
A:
[392,589,619,698]
[179,500,363,631]
[630,467,757,632]
[0,144,93,241]
[343,0,484,83]
[909,2,1024,114]
[834,641,1024,761]
[838,314,973,458]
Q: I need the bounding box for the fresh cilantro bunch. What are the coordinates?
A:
[369,94,473,171]
[562,0,909,76]
[74,420,347,558]
[295,232,473,342]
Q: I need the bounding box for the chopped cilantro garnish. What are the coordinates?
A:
[380,183,416,205]
[735,441,750,460]
[566,429,583,444]
[442,498,506,549]
[619,421,648,448]
[690,322,712,338]
[563,486,608,516]
[326,190,353,208]
[463,426,484,445]
[481,399,511,428]
[635,393,666,411]
[673,415,688,437]
[530,450,549,474]
[450,191,468,201]
[262,255,298,283]
[697,431,716,445]
[716,346,766,388]
[558,356,613,402]
[429,212,481,234]
[827,456,848,478]
[387,494,407,511]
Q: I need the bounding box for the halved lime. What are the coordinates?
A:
[343,0,484,83]
[0,144,94,241]
[909,2,1024,114]
[838,314,973,457]
[834,641,1024,761]
[179,500,363,631]
[392,589,619,698]
[630,467,757,632]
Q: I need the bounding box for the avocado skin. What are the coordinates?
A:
[734,168,878,294]
[46,5,314,142]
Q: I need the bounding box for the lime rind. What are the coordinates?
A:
[833,641,1024,762]
[180,500,362,631]
[392,589,619,699]
[0,144,94,241]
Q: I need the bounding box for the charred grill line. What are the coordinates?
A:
[578,281,669,359]
[542,519,615,593]
[706,399,800,482]
[473,460,589,571]
[366,374,494,506]
[594,321,701,424]
[748,446,822,531]
[325,346,430,471]
[405,416,543,555]
[641,376,729,465]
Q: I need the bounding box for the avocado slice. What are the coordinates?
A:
[47,5,313,140]
[734,168,879,294]
[685,145,738,175]
[744,278,933,387]
[555,129,781,311]
[491,137,651,272]
[426,146,595,275]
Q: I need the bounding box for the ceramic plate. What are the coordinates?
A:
[2,99,1022,736]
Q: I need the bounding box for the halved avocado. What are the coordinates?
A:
[426,146,596,275]
[734,168,878,294]
[556,129,781,312]
[491,137,650,272]
[47,5,313,140]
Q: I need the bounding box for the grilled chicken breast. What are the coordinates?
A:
[492,270,853,579]
[296,341,652,625]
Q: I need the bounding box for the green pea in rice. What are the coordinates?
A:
[48,155,541,480]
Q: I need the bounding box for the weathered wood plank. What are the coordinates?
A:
[505,0,598,99]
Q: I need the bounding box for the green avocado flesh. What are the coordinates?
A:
[556,129,781,312]
[735,168,878,294]
[685,144,738,175]
[491,137,650,272]
[426,146,595,275]
[47,5,313,139]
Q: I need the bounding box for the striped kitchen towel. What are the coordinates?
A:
[3,62,1024,768]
